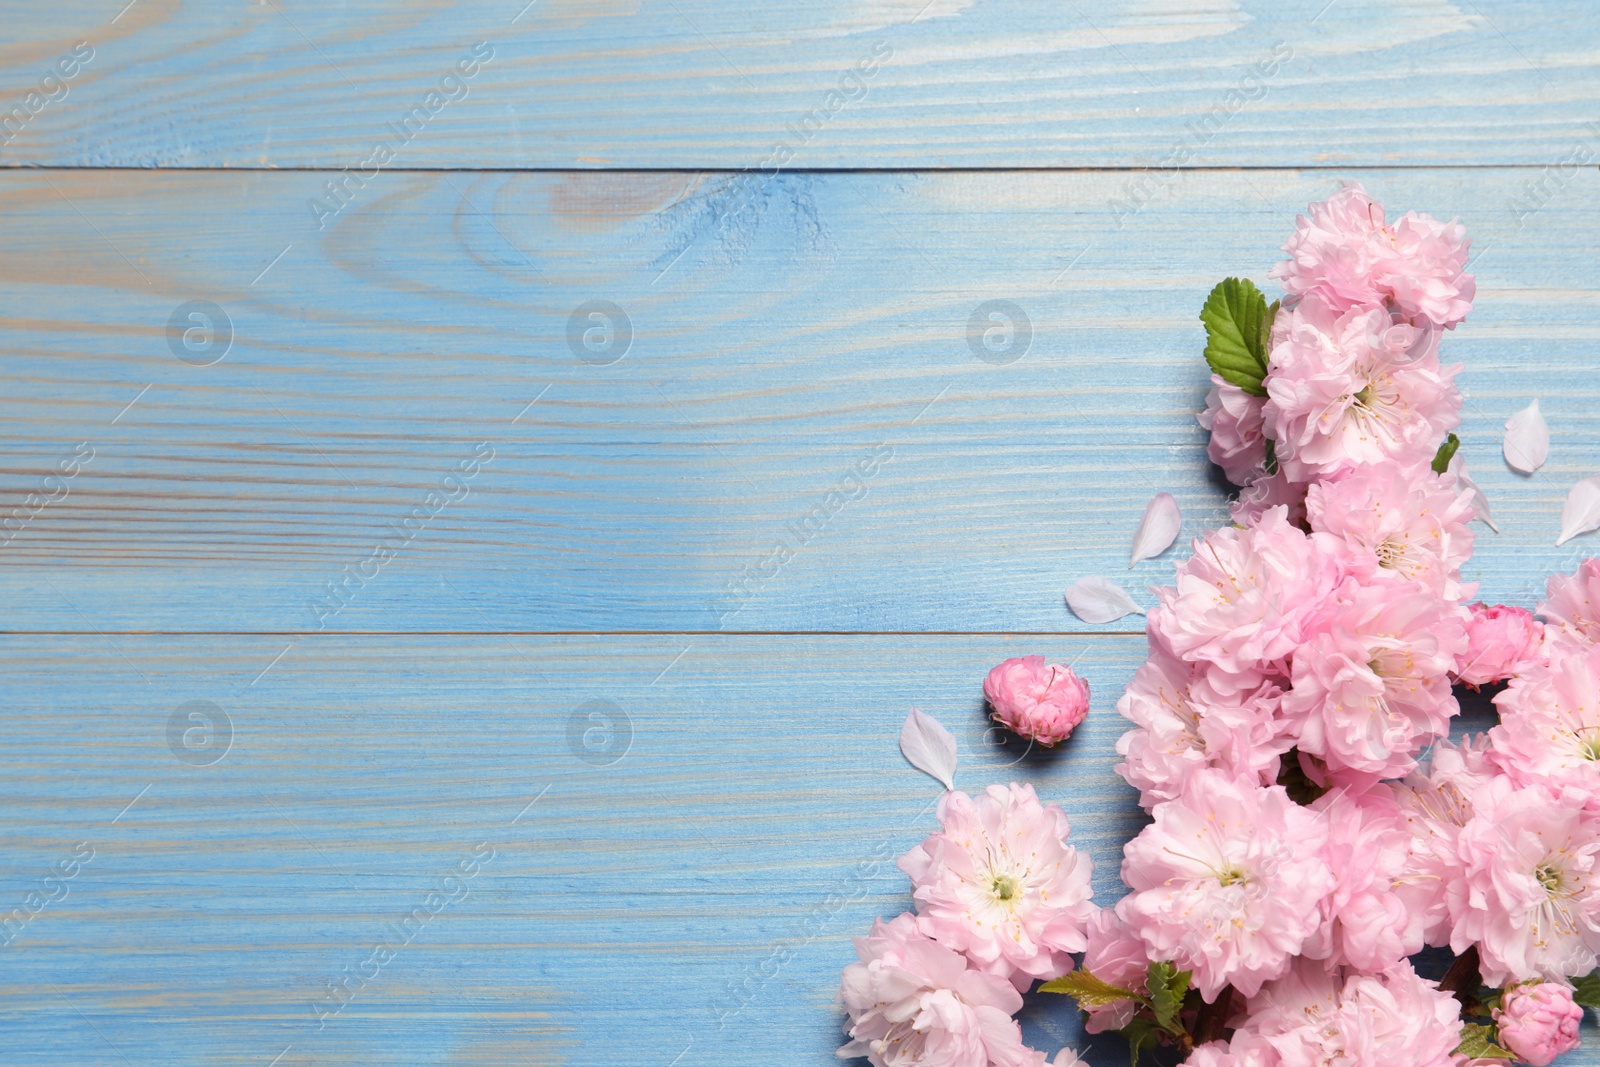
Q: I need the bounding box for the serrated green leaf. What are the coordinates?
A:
[1119,1017,1159,1067]
[1432,433,1461,475]
[1200,278,1270,397]
[1572,972,1600,1009]
[1454,1022,1515,1061]
[1258,298,1280,369]
[1146,961,1191,1030]
[1039,967,1144,1009]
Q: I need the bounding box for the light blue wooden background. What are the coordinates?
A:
[1,2,1598,1065]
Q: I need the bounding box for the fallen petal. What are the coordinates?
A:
[1129,492,1182,567]
[899,708,957,791]
[1448,453,1500,534]
[1557,475,1600,546]
[1065,576,1145,624]
[1503,399,1550,474]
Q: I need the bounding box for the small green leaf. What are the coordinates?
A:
[1039,967,1144,1010]
[1146,961,1191,1030]
[1263,438,1278,477]
[1432,433,1461,474]
[1200,278,1271,397]
[1119,1017,1160,1067]
[1572,972,1600,1009]
[1454,1022,1515,1061]
[1258,298,1280,369]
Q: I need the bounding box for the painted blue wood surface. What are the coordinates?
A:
[0,168,1597,632]
[0,1,1597,167]
[1,636,1594,1066]
[0,635,1150,1066]
[5,4,1600,1065]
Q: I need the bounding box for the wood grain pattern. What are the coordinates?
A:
[0,1,1596,167]
[0,635,1586,1065]
[0,633,1157,1067]
[0,167,1596,632]
[7,8,1600,1064]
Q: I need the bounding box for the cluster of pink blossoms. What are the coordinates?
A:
[836,783,1096,1066]
[1117,184,1597,1065]
[837,186,1598,1067]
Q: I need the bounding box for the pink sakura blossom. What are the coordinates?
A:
[1450,776,1600,985]
[1457,602,1546,687]
[836,913,1038,1067]
[1493,981,1584,1066]
[1148,506,1331,676]
[1302,788,1419,973]
[1186,1039,1288,1067]
[1079,907,1150,1034]
[1270,182,1475,329]
[898,784,1096,991]
[1240,957,1463,1067]
[1281,578,1468,780]
[1181,1044,1243,1067]
[1118,770,1332,1001]
[983,657,1090,747]
[1305,463,1476,602]
[1227,468,1309,530]
[1264,297,1462,483]
[1489,642,1600,794]
[1199,373,1270,486]
[1541,558,1600,653]
[1384,737,1498,948]
[1114,634,1288,811]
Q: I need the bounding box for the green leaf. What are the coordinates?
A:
[1146,961,1191,1030]
[1263,438,1278,477]
[1039,967,1144,1010]
[1118,1017,1160,1067]
[1454,1023,1515,1061]
[1258,298,1280,371]
[1572,972,1600,1009]
[1432,433,1461,474]
[1200,278,1271,397]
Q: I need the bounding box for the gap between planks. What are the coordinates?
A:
[0,164,1579,174]
[0,630,1149,637]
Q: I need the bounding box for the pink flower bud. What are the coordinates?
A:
[1457,603,1546,687]
[983,656,1089,747]
[1493,981,1583,1067]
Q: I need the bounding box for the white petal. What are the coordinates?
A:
[1129,492,1182,568]
[899,708,956,792]
[1503,399,1550,473]
[1064,576,1145,624]
[1557,476,1600,546]
[1447,453,1500,533]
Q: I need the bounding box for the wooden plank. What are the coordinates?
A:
[0,632,1157,1067]
[0,634,1585,1066]
[0,1,1597,168]
[1,167,1597,633]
